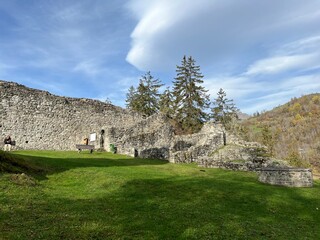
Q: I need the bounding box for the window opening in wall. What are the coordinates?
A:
[25,141,28,144]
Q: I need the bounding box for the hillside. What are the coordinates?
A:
[240,93,320,173]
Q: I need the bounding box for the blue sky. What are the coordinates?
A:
[1,0,320,114]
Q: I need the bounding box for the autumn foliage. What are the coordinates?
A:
[240,94,320,173]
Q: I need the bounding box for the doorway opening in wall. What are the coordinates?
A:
[100,129,105,149]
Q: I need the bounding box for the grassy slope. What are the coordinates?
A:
[0,151,319,239]
[241,94,320,173]
[0,150,49,175]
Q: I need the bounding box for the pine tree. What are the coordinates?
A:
[125,71,163,117]
[159,87,174,117]
[211,88,238,128]
[172,56,210,133]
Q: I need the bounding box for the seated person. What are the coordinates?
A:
[4,135,12,151]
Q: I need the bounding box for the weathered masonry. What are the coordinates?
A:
[2,79,307,185]
[0,80,230,162]
[258,168,313,187]
[0,80,143,151]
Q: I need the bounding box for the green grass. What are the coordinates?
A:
[0,151,319,239]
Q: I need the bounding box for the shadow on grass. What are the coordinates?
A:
[1,173,319,239]
[2,151,169,180]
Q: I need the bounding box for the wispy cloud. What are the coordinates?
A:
[204,76,265,100]
[279,35,320,55]
[1,0,320,115]
[0,1,131,76]
[204,32,320,113]
[126,0,320,72]
[0,0,140,103]
[239,73,320,113]
[73,60,104,76]
[0,63,15,77]
[245,53,320,75]
[280,74,320,91]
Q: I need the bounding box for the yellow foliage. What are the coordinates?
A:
[291,114,304,126]
[294,113,303,121]
[240,93,320,172]
[289,103,302,113]
[311,96,320,104]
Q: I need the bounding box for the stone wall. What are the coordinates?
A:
[105,113,174,159]
[1,80,286,170]
[0,80,268,163]
[169,123,225,163]
[198,144,289,171]
[0,80,143,150]
[258,168,313,187]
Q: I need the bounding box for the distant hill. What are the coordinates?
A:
[237,111,251,120]
[240,93,320,174]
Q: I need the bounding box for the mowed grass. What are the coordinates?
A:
[0,151,319,239]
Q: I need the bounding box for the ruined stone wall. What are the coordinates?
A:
[258,168,313,187]
[104,118,233,162]
[169,123,225,163]
[104,114,174,159]
[0,80,143,150]
[1,80,276,167]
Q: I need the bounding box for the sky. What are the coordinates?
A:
[1,0,320,114]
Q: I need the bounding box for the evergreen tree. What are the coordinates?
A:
[125,71,163,117]
[159,87,174,117]
[211,88,238,128]
[125,85,139,110]
[262,125,275,156]
[172,55,210,133]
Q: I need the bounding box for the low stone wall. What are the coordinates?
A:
[258,168,313,187]
[199,160,265,171]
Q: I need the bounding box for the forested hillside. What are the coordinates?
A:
[240,94,320,173]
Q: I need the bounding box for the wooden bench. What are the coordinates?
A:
[76,144,94,153]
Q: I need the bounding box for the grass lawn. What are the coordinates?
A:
[0,151,319,239]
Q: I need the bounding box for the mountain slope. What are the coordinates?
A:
[240,93,320,173]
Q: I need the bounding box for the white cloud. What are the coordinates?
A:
[126,0,320,71]
[280,75,320,91]
[73,60,103,76]
[0,1,128,78]
[204,76,264,101]
[245,53,319,75]
[2,0,320,114]
[241,74,320,113]
[280,35,320,55]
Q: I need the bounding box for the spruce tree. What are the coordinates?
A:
[125,71,163,117]
[159,87,174,117]
[211,88,238,128]
[172,56,210,133]
[125,85,139,110]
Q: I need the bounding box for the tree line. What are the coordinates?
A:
[125,55,238,134]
